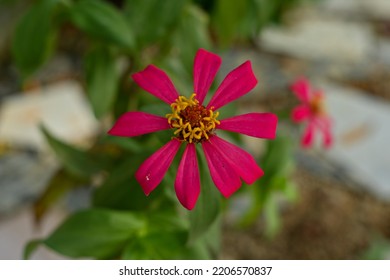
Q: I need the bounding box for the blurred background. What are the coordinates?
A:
[1,0,390,259]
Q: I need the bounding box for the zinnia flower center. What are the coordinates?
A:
[166,93,220,143]
[310,93,325,116]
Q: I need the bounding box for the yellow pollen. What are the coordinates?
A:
[310,93,326,116]
[166,93,220,143]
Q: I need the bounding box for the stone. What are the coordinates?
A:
[320,0,360,15]
[0,206,68,259]
[360,0,390,20]
[0,81,99,151]
[377,39,390,68]
[0,152,57,215]
[259,17,375,64]
[322,0,390,21]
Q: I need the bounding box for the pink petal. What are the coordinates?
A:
[207,61,257,110]
[291,78,311,103]
[135,139,181,195]
[316,117,333,148]
[323,127,333,148]
[132,65,179,104]
[174,144,200,210]
[108,112,170,137]
[218,113,278,139]
[210,136,264,184]
[301,121,315,148]
[193,49,222,105]
[291,105,311,122]
[201,140,241,198]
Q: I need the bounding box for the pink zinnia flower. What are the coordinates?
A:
[108,49,278,210]
[291,78,333,148]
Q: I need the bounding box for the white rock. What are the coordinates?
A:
[0,206,68,259]
[320,0,360,15]
[378,39,390,67]
[260,18,375,64]
[0,153,58,214]
[361,0,390,20]
[319,82,390,200]
[0,81,99,151]
[322,0,390,20]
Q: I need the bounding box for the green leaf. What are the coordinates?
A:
[122,230,188,260]
[146,211,188,232]
[261,136,294,180]
[44,209,145,258]
[139,103,170,117]
[124,0,187,49]
[201,215,221,257]
[238,0,263,39]
[172,4,212,72]
[239,137,295,227]
[283,181,298,202]
[92,156,150,211]
[361,237,390,260]
[100,135,144,153]
[23,239,43,260]
[250,0,276,33]
[181,215,221,260]
[113,83,132,119]
[121,210,188,260]
[188,146,221,243]
[41,125,103,178]
[69,0,134,50]
[180,240,211,260]
[12,0,60,77]
[85,46,119,118]
[211,0,248,46]
[264,194,281,238]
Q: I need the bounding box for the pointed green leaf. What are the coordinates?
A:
[41,125,103,178]
[85,46,119,118]
[23,239,43,260]
[261,136,294,180]
[122,231,188,260]
[172,4,211,71]
[101,135,143,153]
[211,0,247,46]
[239,136,295,227]
[124,0,187,48]
[179,240,211,260]
[12,0,60,77]
[92,156,150,211]
[44,209,145,258]
[264,194,281,238]
[126,210,188,260]
[146,211,188,232]
[69,0,134,50]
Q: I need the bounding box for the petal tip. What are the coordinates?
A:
[131,64,178,104]
[182,201,196,211]
[242,61,258,88]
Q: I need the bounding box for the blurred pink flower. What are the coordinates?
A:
[291,78,333,148]
[108,49,278,210]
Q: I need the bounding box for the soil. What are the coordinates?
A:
[221,166,390,259]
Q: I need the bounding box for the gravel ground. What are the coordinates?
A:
[221,166,390,260]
